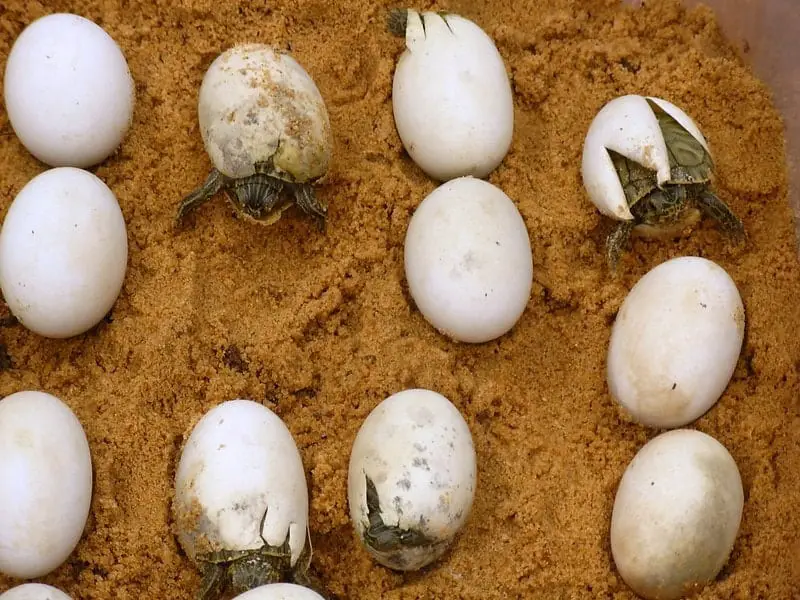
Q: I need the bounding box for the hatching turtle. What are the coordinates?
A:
[176,43,332,229]
[195,518,327,600]
[581,94,744,269]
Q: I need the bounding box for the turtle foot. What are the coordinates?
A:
[292,184,327,231]
[176,169,227,227]
[696,191,745,239]
[606,220,635,272]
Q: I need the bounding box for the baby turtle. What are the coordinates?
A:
[196,519,326,600]
[606,99,743,267]
[176,44,332,229]
[581,95,745,269]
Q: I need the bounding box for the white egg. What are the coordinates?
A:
[0,391,93,579]
[173,399,309,596]
[390,9,514,182]
[0,584,73,600]
[404,176,532,343]
[610,429,744,600]
[348,389,477,571]
[3,13,135,168]
[607,256,745,428]
[231,583,325,600]
[581,94,709,222]
[0,167,129,339]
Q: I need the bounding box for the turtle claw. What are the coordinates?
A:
[606,220,635,271]
[696,191,745,239]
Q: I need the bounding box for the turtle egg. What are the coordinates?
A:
[0,167,129,339]
[3,13,134,168]
[0,391,93,579]
[198,43,331,183]
[611,429,744,600]
[347,388,477,571]
[581,94,709,222]
[0,584,73,600]
[607,256,744,429]
[231,583,325,600]
[173,399,308,573]
[404,176,532,343]
[390,9,514,182]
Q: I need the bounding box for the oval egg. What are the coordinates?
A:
[0,391,93,579]
[610,429,744,600]
[607,256,745,428]
[391,9,514,181]
[3,13,134,168]
[0,167,129,339]
[173,399,309,571]
[231,583,325,600]
[0,584,73,600]
[404,176,533,344]
[347,388,477,571]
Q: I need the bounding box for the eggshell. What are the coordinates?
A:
[0,584,73,600]
[0,167,129,339]
[404,176,532,343]
[3,13,134,168]
[581,94,709,221]
[0,391,93,579]
[231,583,325,600]
[197,44,331,182]
[607,256,744,428]
[610,429,744,600]
[173,399,308,568]
[348,388,477,571]
[392,10,514,181]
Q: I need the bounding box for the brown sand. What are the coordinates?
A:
[1,0,799,598]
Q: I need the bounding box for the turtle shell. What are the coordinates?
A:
[648,98,714,186]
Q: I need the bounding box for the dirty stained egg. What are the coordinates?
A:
[607,256,745,429]
[176,43,332,228]
[347,388,477,571]
[231,583,325,600]
[611,429,744,600]
[0,584,73,600]
[0,167,129,339]
[404,176,533,343]
[389,9,514,182]
[0,391,93,579]
[3,13,134,168]
[173,399,310,599]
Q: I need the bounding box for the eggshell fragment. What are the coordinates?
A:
[3,13,134,168]
[607,256,744,428]
[173,399,308,568]
[0,167,128,339]
[611,429,744,600]
[391,10,514,181]
[348,388,477,571]
[0,391,93,579]
[404,176,532,343]
[0,584,73,600]
[581,94,709,221]
[231,583,325,600]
